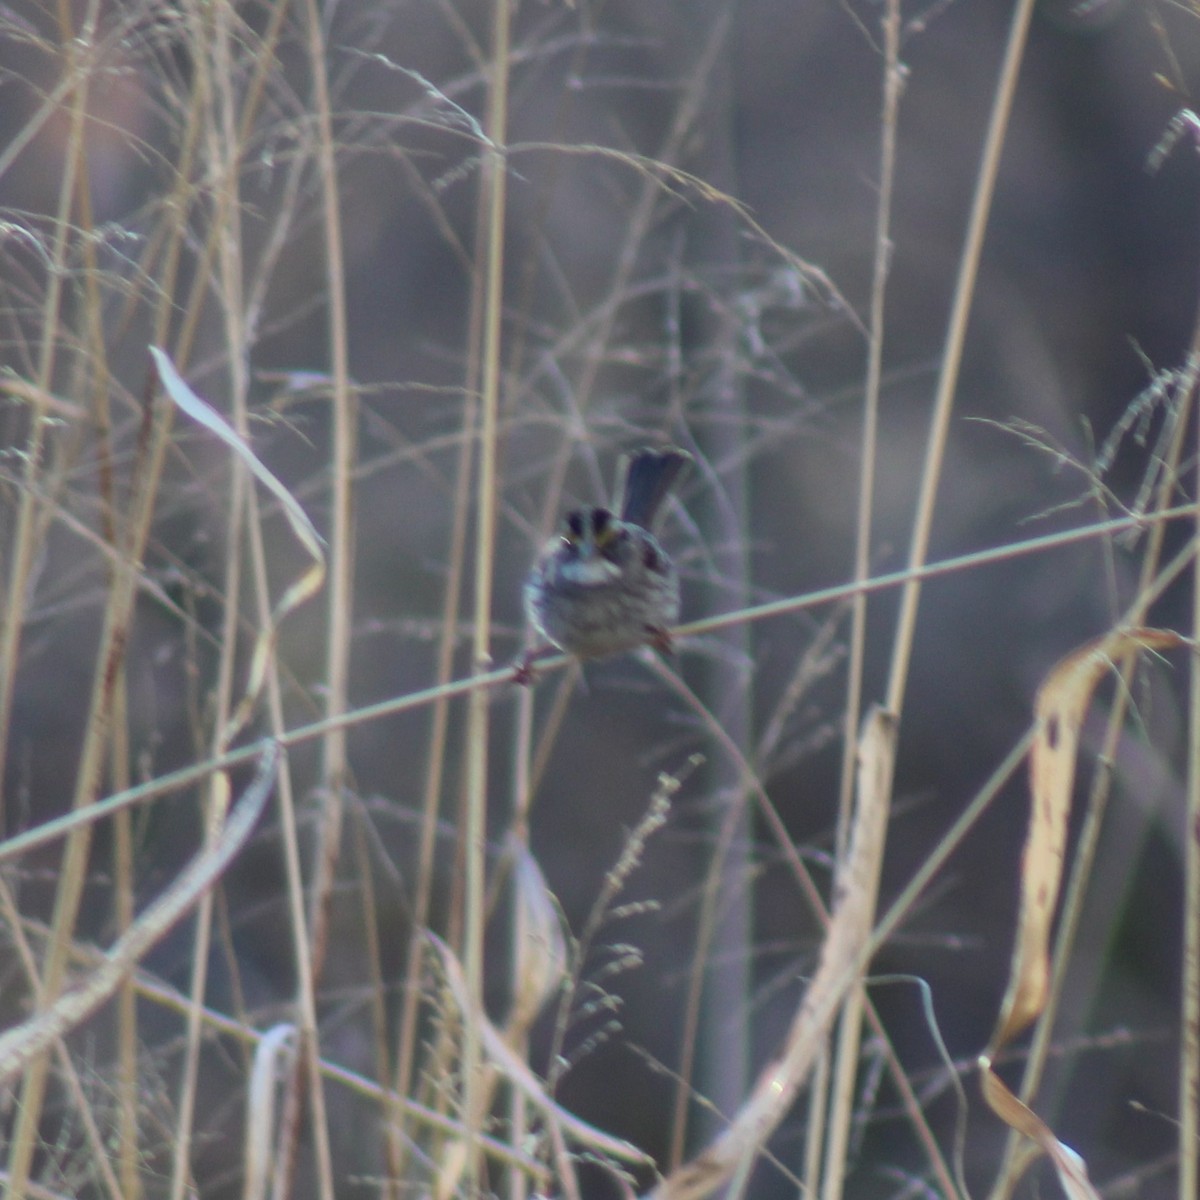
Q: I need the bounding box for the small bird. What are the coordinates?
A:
[517,446,692,681]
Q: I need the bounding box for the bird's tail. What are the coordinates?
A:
[615,447,692,530]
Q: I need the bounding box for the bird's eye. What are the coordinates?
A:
[565,510,586,540]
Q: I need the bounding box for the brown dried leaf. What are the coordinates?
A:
[508,836,568,1033]
[990,626,1182,1047]
[980,1063,1100,1200]
[980,626,1184,1200]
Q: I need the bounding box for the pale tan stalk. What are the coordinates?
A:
[303,0,356,984]
[110,687,140,1200]
[140,0,292,373]
[387,439,477,1190]
[353,810,392,1101]
[0,492,1173,845]
[389,188,484,1200]
[79,60,213,1200]
[231,495,327,1200]
[168,4,252,1195]
[676,504,1197,645]
[67,42,132,1185]
[0,497,1181,854]
[1,4,115,1192]
[5,347,177,1200]
[885,0,1037,717]
[1183,389,1200,1200]
[263,0,352,1194]
[821,4,903,1197]
[0,0,100,827]
[122,5,293,1191]
[69,16,137,1170]
[459,0,511,1184]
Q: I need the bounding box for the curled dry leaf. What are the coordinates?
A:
[150,347,326,744]
[244,1023,298,1200]
[509,835,569,1035]
[981,626,1184,1200]
[979,1065,1097,1200]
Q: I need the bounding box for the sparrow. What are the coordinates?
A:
[516,446,692,681]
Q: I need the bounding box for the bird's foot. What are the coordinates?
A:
[512,645,555,686]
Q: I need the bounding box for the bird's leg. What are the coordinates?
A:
[647,626,674,656]
[511,644,556,686]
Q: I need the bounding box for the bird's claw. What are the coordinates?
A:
[512,645,553,686]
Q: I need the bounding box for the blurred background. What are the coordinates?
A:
[0,0,1197,1196]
